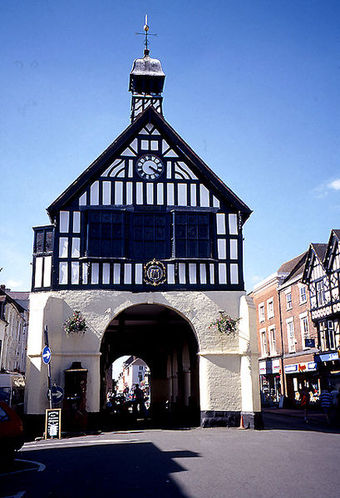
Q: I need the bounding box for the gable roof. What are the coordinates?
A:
[6,291,29,311]
[280,252,307,283]
[0,287,25,314]
[324,229,340,271]
[47,106,252,223]
[302,243,327,283]
[311,243,327,262]
[278,252,306,275]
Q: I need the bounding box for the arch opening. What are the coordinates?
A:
[100,304,200,428]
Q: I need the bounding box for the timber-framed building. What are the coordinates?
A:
[303,229,340,386]
[25,31,261,429]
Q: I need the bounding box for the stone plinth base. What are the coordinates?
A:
[201,410,263,429]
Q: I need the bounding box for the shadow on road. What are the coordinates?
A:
[0,441,200,498]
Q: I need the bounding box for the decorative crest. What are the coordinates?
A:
[144,259,166,286]
[136,14,157,54]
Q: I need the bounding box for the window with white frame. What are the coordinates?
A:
[286,319,295,353]
[258,303,265,322]
[286,291,292,310]
[260,328,267,357]
[327,320,336,350]
[316,280,325,306]
[267,298,274,319]
[299,285,307,304]
[319,321,327,351]
[318,320,336,351]
[268,326,276,356]
[299,313,309,348]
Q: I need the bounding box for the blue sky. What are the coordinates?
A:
[1,0,339,291]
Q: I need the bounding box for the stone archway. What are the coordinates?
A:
[100,303,200,426]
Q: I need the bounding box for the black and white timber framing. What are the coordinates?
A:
[32,92,251,293]
[302,230,340,351]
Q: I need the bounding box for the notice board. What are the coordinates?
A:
[45,408,61,439]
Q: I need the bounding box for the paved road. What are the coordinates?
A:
[1,413,339,498]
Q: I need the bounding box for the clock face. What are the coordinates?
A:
[136,154,164,180]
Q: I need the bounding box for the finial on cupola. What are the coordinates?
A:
[129,16,166,122]
[143,14,150,55]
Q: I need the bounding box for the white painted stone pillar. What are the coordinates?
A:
[239,294,261,414]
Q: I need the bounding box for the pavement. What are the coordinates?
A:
[263,406,340,432]
[264,407,325,421]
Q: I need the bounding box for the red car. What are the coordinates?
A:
[0,401,24,464]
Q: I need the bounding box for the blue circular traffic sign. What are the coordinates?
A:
[47,385,64,404]
[42,346,52,364]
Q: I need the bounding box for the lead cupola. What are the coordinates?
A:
[129,18,165,122]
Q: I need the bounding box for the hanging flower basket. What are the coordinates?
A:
[64,311,87,335]
[209,311,240,335]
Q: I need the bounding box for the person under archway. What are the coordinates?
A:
[133,384,147,418]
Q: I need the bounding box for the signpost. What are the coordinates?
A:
[45,408,61,439]
[42,326,52,409]
[42,326,63,439]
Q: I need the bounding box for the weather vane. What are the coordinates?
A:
[136,15,157,53]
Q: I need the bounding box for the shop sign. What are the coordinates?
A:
[285,361,317,374]
[319,352,339,362]
[272,359,281,373]
[307,362,317,371]
[259,361,266,374]
[284,364,297,374]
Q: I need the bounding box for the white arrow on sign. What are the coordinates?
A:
[52,389,63,401]
[42,349,51,363]
[50,386,64,403]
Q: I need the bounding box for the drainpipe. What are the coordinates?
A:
[277,286,286,398]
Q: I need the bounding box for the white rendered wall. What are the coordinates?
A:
[25,289,260,416]
[0,302,26,373]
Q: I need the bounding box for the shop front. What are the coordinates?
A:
[284,360,319,405]
[315,352,340,391]
[259,358,282,405]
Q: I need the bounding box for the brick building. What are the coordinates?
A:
[250,273,283,403]
[278,255,319,403]
[251,253,318,405]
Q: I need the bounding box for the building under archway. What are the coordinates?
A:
[100,304,199,425]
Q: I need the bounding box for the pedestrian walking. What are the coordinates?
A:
[300,386,310,423]
[133,384,146,417]
[319,386,333,424]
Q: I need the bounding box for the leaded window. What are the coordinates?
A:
[174,213,211,258]
[86,211,125,257]
[34,228,54,254]
[130,213,170,259]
